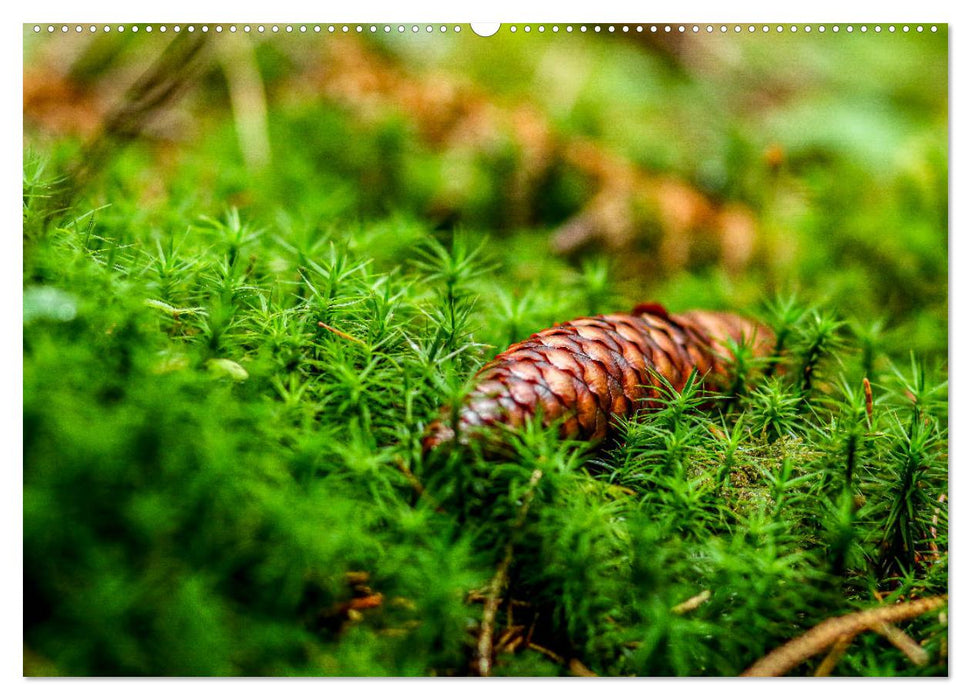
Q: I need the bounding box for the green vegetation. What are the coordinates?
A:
[23,25,947,676]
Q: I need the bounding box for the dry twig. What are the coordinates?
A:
[56,33,210,215]
[741,595,947,677]
[527,642,565,666]
[813,634,855,677]
[869,622,929,667]
[475,468,544,677]
[929,492,947,561]
[568,658,598,677]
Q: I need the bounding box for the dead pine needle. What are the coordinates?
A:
[671,590,711,615]
[527,642,565,666]
[318,321,366,346]
[741,595,947,677]
[393,456,426,497]
[863,377,873,428]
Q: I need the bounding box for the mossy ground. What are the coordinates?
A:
[23,26,947,676]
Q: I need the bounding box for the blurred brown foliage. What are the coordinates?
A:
[305,36,758,274]
[24,32,758,275]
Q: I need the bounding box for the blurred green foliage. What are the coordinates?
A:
[23,24,946,676]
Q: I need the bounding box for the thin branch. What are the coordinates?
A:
[526,642,565,666]
[475,468,544,677]
[813,634,856,677]
[869,622,929,667]
[929,492,947,561]
[568,658,598,677]
[475,547,513,676]
[55,33,210,215]
[741,595,946,677]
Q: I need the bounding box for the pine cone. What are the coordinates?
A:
[423,302,774,451]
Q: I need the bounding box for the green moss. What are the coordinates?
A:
[23,28,946,677]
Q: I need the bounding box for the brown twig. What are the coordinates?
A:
[568,658,598,677]
[526,642,565,666]
[496,625,526,654]
[929,492,947,561]
[466,590,530,607]
[474,538,515,675]
[741,595,947,677]
[869,622,929,667]
[475,468,544,677]
[525,613,539,648]
[813,634,856,677]
[54,32,210,217]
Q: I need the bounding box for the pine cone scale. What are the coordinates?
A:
[571,324,624,354]
[506,372,542,409]
[578,359,614,414]
[502,361,545,385]
[538,345,588,378]
[538,363,578,408]
[636,320,693,378]
[624,318,684,378]
[566,376,597,433]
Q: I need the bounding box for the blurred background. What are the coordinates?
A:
[24,23,948,356]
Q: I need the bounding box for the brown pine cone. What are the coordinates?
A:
[423,302,774,451]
